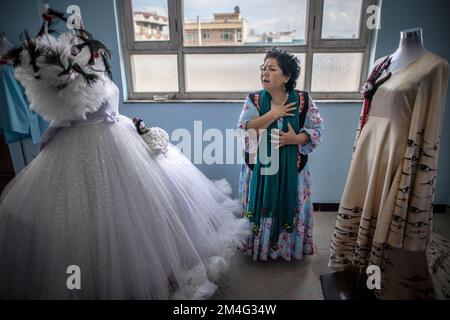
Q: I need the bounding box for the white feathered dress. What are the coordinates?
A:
[0,32,248,299]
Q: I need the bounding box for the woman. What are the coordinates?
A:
[237,47,323,261]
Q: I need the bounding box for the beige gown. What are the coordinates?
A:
[329,51,449,299]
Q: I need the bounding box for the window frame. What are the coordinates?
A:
[117,0,379,102]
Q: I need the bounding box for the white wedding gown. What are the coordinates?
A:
[0,32,248,299]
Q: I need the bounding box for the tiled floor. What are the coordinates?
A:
[212,211,450,300]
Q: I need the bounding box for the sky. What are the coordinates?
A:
[132,0,363,40]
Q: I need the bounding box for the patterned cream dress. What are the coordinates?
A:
[329,52,449,299]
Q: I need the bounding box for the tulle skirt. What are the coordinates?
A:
[0,115,248,299]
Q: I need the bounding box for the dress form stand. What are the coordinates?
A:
[320,28,428,300]
[319,269,376,300]
[388,28,426,73]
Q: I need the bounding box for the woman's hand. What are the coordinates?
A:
[269,94,297,120]
[271,123,310,149]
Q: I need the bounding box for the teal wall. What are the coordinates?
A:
[1,0,449,204]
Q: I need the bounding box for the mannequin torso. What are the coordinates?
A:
[387,28,427,73]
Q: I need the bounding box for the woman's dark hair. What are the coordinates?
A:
[264,47,301,91]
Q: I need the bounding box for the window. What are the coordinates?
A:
[220,31,231,41]
[185,32,195,41]
[131,2,170,42]
[236,30,242,42]
[117,0,379,101]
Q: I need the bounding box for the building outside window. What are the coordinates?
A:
[117,0,378,101]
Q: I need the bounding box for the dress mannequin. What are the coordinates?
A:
[324,27,449,300]
[388,28,427,73]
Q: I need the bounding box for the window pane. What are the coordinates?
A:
[311,53,363,92]
[183,0,307,46]
[185,54,305,92]
[131,0,170,42]
[131,55,178,92]
[321,0,363,39]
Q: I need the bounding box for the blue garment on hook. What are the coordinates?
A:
[0,64,46,144]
